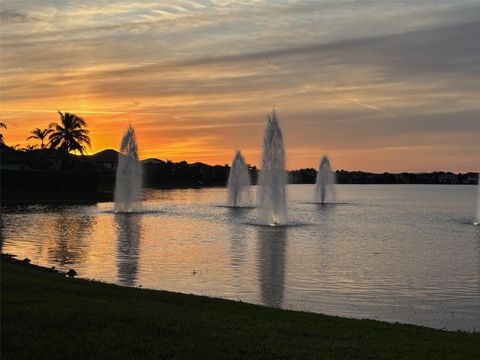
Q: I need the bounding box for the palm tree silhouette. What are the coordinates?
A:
[49,112,91,154]
[0,122,7,145]
[27,127,53,149]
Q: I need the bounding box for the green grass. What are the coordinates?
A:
[2,260,479,359]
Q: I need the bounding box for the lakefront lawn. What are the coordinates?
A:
[1,257,479,359]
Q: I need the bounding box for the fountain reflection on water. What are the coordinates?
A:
[114,125,142,213]
[315,155,336,204]
[226,150,251,207]
[258,110,287,225]
[257,226,287,308]
[115,214,142,286]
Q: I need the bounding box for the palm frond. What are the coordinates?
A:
[48,112,91,153]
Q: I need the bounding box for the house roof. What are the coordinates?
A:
[90,149,119,163]
[142,158,165,164]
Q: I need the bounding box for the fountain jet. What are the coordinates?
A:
[476,175,480,225]
[227,150,251,207]
[114,125,142,212]
[315,155,336,204]
[258,110,287,225]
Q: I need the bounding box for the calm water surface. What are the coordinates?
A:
[2,185,479,331]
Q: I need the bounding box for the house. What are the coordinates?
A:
[90,149,119,171]
[438,172,459,184]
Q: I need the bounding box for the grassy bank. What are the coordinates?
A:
[2,259,479,359]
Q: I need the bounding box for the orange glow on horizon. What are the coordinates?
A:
[1,1,478,173]
[2,105,477,173]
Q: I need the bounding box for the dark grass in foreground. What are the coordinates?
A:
[2,260,479,360]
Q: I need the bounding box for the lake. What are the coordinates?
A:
[1,184,479,331]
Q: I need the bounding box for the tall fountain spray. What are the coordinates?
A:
[114,124,142,212]
[258,110,287,225]
[227,150,251,207]
[315,155,336,204]
[476,175,480,225]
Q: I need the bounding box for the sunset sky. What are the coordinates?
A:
[1,0,479,172]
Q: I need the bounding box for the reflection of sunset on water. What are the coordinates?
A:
[2,185,479,331]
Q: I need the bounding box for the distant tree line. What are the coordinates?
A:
[142,161,259,188]
[1,110,478,204]
[288,168,478,185]
[141,164,478,187]
[2,146,477,194]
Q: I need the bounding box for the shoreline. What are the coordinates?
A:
[0,189,113,205]
[1,253,78,276]
[2,253,477,334]
[2,253,479,359]
[1,183,476,207]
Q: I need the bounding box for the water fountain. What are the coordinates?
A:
[258,110,287,225]
[114,124,142,212]
[315,155,336,204]
[227,150,251,207]
[476,176,480,225]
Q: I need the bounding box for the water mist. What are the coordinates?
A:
[476,175,480,225]
[114,125,142,212]
[227,150,251,207]
[315,155,336,204]
[258,110,287,225]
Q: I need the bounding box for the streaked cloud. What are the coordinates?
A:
[0,9,35,23]
[0,0,479,171]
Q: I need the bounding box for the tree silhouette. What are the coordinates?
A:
[48,112,91,154]
[0,122,7,145]
[27,127,53,149]
[22,144,38,152]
